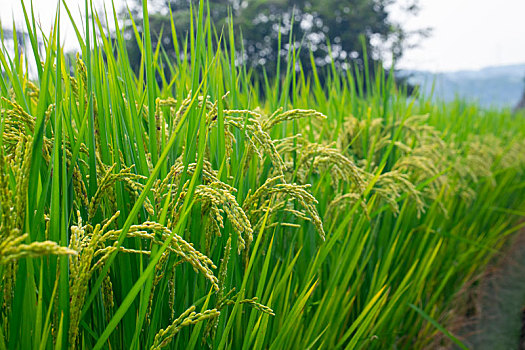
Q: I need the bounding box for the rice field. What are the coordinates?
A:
[1,1,525,349]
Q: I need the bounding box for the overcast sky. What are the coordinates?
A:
[1,0,524,72]
[391,0,525,71]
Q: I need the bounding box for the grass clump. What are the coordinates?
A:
[0,1,524,349]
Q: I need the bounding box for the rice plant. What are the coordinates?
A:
[0,1,524,349]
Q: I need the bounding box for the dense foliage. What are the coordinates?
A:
[123,0,423,78]
[0,1,524,349]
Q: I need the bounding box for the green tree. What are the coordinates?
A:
[122,0,422,80]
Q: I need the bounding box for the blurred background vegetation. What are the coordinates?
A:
[121,0,427,82]
[2,1,525,108]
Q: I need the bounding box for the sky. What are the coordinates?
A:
[390,0,525,72]
[1,0,525,73]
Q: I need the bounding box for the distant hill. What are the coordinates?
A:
[400,64,525,109]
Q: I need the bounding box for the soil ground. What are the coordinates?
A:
[456,231,525,349]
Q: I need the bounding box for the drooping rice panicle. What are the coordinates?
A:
[0,3,524,349]
[150,306,220,350]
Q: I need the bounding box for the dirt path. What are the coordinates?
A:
[458,232,525,349]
